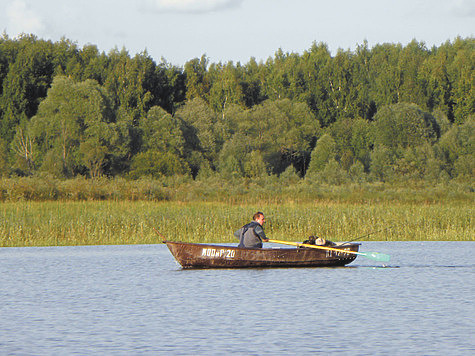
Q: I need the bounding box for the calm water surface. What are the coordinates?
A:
[1,242,473,355]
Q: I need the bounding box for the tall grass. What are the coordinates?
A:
[0,200,472,247]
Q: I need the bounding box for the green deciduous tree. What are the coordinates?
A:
[242,150,268,178]
[437,115,474,178]
[350,118,373,171]
[448,39,475,124]
[217,134,247,178]
[306,134,336,177]
[208,61,245,114]
[153,60,186,113]
[104,49,155,123]
[241,57,266,107]
[184,55,210,101]
[28,76,115,177]
[320,159,349,185]
[175,98,218,164]
[0,35,55,142]
[240,99,320,174]
[372,103,439,150]
[10,123,36,175]
[129,150,189,179]
[325,49,359,121]
[301,42,333,126]
[369,145,395,182]
[419,46,452,117]
[139,106,185,156]
[397,40,429,106]
[368,43,403,107]
[393,144,437,181]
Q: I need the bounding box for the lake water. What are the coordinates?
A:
[1,241,473,355]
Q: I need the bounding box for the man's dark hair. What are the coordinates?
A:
[253,211,264,221]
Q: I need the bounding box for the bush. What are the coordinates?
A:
[349,161,366,183]
[279,165,300,185]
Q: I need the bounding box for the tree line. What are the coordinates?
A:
[0,34,473,183]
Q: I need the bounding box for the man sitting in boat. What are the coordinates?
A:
[234,212,269,248]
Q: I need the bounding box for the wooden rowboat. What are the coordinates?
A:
[163,240,360,268]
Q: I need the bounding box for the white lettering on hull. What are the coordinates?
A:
[325,248,351,258]
[201,248,235,259]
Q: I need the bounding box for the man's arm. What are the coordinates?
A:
[254,225,268,242]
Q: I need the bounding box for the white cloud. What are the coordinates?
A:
[143,0,243,13]
[6,0,44,35]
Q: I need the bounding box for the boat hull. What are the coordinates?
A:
[164,241,359,268]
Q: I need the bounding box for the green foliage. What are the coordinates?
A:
[307,134,336,175]
[321,159,349,185]
[239,99,320,174]
[10,122,36,175]
[372,103,439,149]
[437,116,474,178]
[80,139,108,178]
[129,150,190,178]
[349,118,373,170]
[448,38,475,124]
[453,154,474,179]
[208,61,245,113]
[0,35,473,184]
[0,139,8,177]
[348,161,366,183]
[27,76,115,177]
[243,150,268,178]
[369,145,395,182]
[175,97,218,162]
[104,49,155,122]
[279,165,300,185]
[195,158,215,181]
[184,55,210,101]
[432,109,452,136]
[393,145,436,181]
[217,134,248,178]
[139,106,185,155]
[0,35,55,142]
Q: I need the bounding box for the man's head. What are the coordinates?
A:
[253,211,265,226]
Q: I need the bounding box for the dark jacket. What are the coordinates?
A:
[234,221,267,248]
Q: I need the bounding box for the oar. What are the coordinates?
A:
[267,239,390,262]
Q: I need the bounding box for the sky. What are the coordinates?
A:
[1,0,474,66]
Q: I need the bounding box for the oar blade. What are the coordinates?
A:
[363,251,391,262]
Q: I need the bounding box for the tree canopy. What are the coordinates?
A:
[0,34,473,183]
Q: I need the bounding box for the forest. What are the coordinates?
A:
[0,34,473,189]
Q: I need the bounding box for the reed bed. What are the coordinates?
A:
[0,200,472,247]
